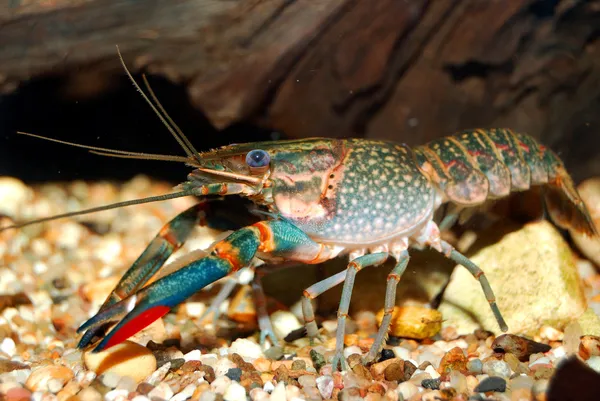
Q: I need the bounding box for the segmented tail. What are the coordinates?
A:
[414,128,597,237]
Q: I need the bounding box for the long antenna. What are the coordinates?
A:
[116,46,202,164]
[0,190,196,232]
[17,131,191,163]
[141,75,202,161]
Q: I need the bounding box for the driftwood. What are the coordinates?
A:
[1,0,599,180]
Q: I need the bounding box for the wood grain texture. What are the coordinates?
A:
[1,0,599,180]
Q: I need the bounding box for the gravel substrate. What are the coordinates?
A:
[1,175,599,401]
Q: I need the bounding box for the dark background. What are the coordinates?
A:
[1,0,599,185]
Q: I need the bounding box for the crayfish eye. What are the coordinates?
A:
[245,149,270,171]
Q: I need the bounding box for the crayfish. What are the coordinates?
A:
[3,50,597,371]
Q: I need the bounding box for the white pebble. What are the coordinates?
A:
[271,311,302,339]
[425,365,440,379]
[343,346,362,359]
[229,338,263,361]
[392,346,411,360]
[0,177,30,216]
[269,381,286,401]
[529,357,551,367]
[47,378,64,393]
[223,381,247,401]
[105,388,129,401]
[171,384,196,401]
[184,350,202,362]
[131,396,150,401]
[249,388,270,401]
[397,382,419,399]
[214,358,237,377]
[145,362,170,386]
[263,381,275,393]
[0,338,16,356]
[100,372,122,388]
[211,376,231,394]
[587,356,600,373]
[315,375,333,399]
[147,382,173,400]
[185,302,206,318]
[199,353,218,367]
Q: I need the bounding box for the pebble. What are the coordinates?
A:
[223,381,247,401]
[184,349,202,362]
[379,349,395,362]
[438,347,467,375]
[492,334,551,361]
[5,387,32,401]
[297,374,316,388]
[100,372,122,389]
[0,177,30,216]
[474,376,507,392]
[482,359,511,379]
[587,356,600,373]
[83,341,157,382]
[225,368,243,382]
[271,311,302,339]
[421,378,440,389]
[0,338,16,356]
[467,358,483,374]
[343,346,362,359]
[147,382,174,400]
[579,335,600,360]
[214,358,237,377]
[79,386,103,401]
[396,382,419,399]
[315,375,334,399]
[264,346,284,361]
[25,365,74,392]
[229,338,263,361]
[104,388,128,401]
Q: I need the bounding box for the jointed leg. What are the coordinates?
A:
[439,240,508,332]
[78,219,334,352]
[251,270,279,346]
[301,269,348,342]
[363,250,410,363]
[332,252,389,371]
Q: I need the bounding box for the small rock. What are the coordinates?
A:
[183,349,202,362]
[421,378,440,389]
[392,346,411,360]
[492,334,551,361]
[214,358,237,377]
[384,362,404,382]
[78,386,103,401]
[440,221,587,335]
[438,347,467,375]
[226,368,243,382]
[467,358,483,374]
[6,387,32,401]
[449,371,468,393]
[147,382,174,400]
[223,381,247,401]
[100,372,121,389]
[291,359,306,371]
[376,306,442,339]
[379,349,395,362]
[315,375,334,399]
[0,177,30,216]
[474,376,506,392]
[271,311,302,339]
[586,356,600,373]
[482,360,511,379]
[229,338,263,361]
[578,308,600,337]
[310,349,326,371]
[270,381,286,401]
[297,375,316,388]
[83,340,157,382]
[397,382,419,399]
[25,365,74,392]
[264,346,284,361]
